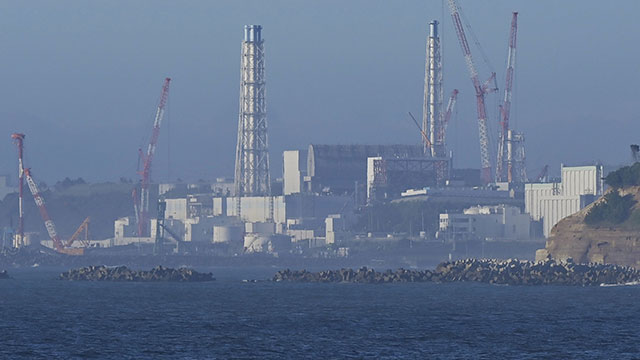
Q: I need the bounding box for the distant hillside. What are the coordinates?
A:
[0,180,147,241]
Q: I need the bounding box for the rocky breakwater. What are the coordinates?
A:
[273,258,640,286]
[60,265,214,282]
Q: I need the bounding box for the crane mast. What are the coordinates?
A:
[496,12,518,183]
[447,0,495,184]
[136,77,171,237]
[11,133,25,247]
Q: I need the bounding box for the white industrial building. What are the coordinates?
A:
[283,150,308,195]
[439,205,532,241]
[525,165,603,237]
[215,194,352,230]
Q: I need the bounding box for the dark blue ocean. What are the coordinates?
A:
[1,267,639,359]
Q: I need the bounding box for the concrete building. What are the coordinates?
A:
[325,214,347,245]
[439,205,532,241]
[366,156,449,203]
[396,186,522,208]
[306,144,423,194]
[159,179,234,198]
[165,198,188,222]
[113,216,156,247]
[283,150,308,195]
[525,165,603,237]
[216,194,352,228]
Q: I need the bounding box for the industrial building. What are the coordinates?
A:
[7,10,553,263]
[438,204,532,241]
[525,165,604,237]
[394,186,522,208]
[285,144,425,196]
[366,156,450,203]
[216,193,353,235]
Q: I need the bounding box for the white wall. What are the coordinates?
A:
[224,196,286,224]
[525,165,602,237]
[283,150,307,195]
[440,205,531,241]
[165,198,188,221]
[561,165,603,197]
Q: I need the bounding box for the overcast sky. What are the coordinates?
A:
[0,1,637,183]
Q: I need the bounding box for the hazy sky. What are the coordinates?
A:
[0,1,638,183]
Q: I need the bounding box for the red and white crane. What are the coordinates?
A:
[11,133,25,246]
[135,77,171,237]
[447,0,496,184]
[24,168,84,255]
[496,12,518,183]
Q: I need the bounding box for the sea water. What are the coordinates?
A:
[0,267,639,359]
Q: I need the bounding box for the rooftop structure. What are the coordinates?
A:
[366,156,448,203]
[306,144,423,194]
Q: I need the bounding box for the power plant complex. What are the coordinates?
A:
[3,2,607,262]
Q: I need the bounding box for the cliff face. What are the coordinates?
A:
[540,186,640,267]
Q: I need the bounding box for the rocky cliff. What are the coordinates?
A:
[539,186,640,267]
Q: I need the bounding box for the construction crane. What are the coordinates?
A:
[11,133,25,247]
[437,89,459,151]
[23,168,84,255]
[496,12,518,183]
[66,217,90,248]
[408,112,432,148]
[535,165,549,183]
[135,77,171,237]
[447,0,497,184]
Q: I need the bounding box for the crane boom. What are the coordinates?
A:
[136,77,171,237]
[447,0,494,184]
[496,12,518,182]
[23,168,64,251]
[408,112,432,148]
[535,165,549,183]
[438,89,459,147]
[66,217,90,248]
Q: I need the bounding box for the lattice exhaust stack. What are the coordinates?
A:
[234,25,271,204]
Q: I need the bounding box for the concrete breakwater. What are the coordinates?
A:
[273,259,640,286]
[60,265,214,282]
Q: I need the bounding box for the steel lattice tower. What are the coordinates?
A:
[234,25,271,205]
[423,20,444,158]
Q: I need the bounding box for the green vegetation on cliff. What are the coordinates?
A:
[584,163,640,228]
[605,162,640,189]
[584,191,635,225]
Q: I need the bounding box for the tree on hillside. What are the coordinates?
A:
[605,163,640,189]
[585,190,636,225]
